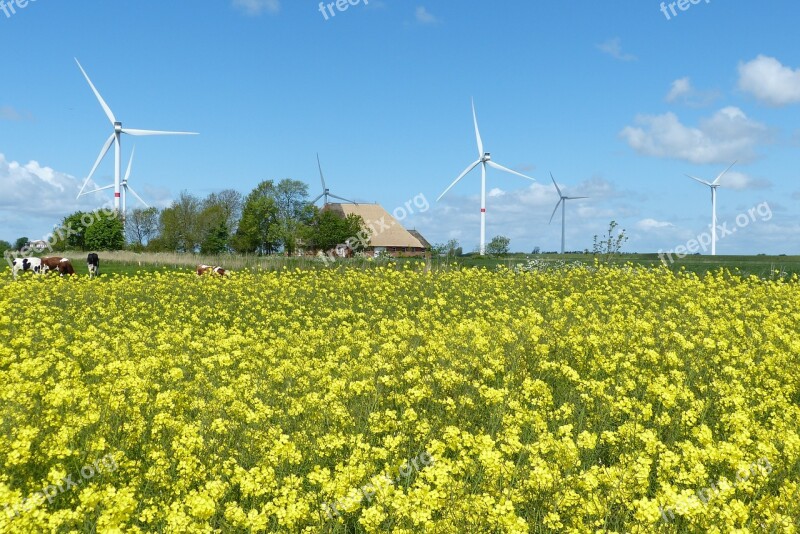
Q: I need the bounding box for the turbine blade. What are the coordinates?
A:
[77,133,115,198]
[713,160,737,185]
[124,146,135,184]
[471,98,484,158]
[74,58,116,124]
[566,196,589,200]
[685,174,713,187]
[329,194,356,204]
[126,186,150,208]
[487,161,534,181]
[549,199,563,224]
[437,160,481,201]
[122,129,198,136]
[316,153,327,191]
[550,172,563,197]
[83,184,115,195]
[310,193,324,204]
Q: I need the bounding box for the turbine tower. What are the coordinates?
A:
[437,99,534,255]
[83,147,150,213]
[311,153,356,205]
[74,58,197,217]
[685,161,736,256]
[549,173,588,254]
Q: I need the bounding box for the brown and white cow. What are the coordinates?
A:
[196,264,228,277]
[42,257,76,276]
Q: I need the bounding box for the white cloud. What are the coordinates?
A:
[665,77,718,107]
[666,78,692,103]
[415,6,438,24]
[488,187,505,198]
[636,218,674,231]
[0,153,114,240]
[232,0,280,16]
[738,55,800,106]
[596,38,636,62]
[620,107,768,164]
[717,171,771,191]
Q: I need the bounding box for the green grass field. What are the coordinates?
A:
[4,252,800,279]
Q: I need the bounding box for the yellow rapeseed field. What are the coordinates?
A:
[1,264,799,533]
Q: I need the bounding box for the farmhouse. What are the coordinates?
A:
[324,203,430,257]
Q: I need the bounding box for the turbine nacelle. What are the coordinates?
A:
[312,154,357,205]
[481,152,492,162]
[114,121,123,134]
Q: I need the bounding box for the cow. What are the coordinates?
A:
[328,244,354,258]
[11,257,43,280]
[196,264,228,277]
[58,258,75,276]
[41,257,76,276]
[87,253,100,278]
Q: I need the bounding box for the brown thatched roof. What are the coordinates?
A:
[325,203,427,249]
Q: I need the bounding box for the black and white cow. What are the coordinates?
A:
[87,253,100,278]
[12,257,43,280]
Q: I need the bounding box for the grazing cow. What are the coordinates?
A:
[58,258,75,276]
[44,257,76,276]
[196,264,228,277]
[11,257,43,280]
[87,253,100,278]
[41,257,76,276]
[328,244,353,258]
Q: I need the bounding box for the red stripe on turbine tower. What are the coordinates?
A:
[481,208,486,212]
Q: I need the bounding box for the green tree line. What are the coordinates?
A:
[35,179,366,254]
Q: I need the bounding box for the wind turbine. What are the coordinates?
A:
[311,153,356,205]
[83,147,150,213]
[74,58,197,218]
[685,161,736,256]
[549,173,588,254]
[437,99,534,255]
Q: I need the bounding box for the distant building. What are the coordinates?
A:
[324,203,430,257]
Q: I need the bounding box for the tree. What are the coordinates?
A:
[158,191,202,252]
[204,189,243,233]
[592,220,628,263]
[273,179,312,255]
[201,222,230,254]
[446,239,461,258]
[196,189,243,253]
[305,210,365,252]
[0,240,11,256]
[431,242,447,256]
[231,181,280,254]
[532,246,541,254]
[485,235,510,255]
[54,212,91,251]
[14,237,28,250]
[85,212,125,251]
[126,207,159,250]
[432,239,462,257]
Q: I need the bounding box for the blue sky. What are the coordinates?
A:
[1,0,798,254]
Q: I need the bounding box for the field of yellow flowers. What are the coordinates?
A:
[1,264,799,533]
